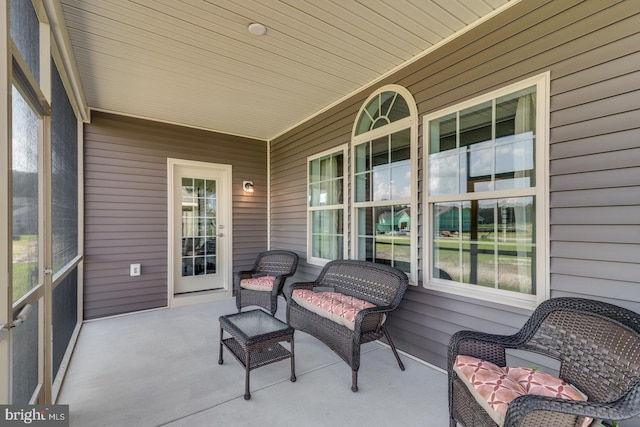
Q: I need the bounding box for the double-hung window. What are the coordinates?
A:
[307,146,347,265]
[424,74,549,307]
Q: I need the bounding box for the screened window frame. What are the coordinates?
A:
[306,144,348,266]
[51,57,80,276]
[351,85,418,283]
[3,1,85,404]
[422,73,550,309]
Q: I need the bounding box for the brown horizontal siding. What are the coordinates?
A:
[551,129,640,160]
[551,242,640,264]
[552,275,640,312]
[83,111,269,319]
[550,187,640,208]
[551,206,640,225]
[552,147,640,174]
[552,258,637,282]
[270,0,640,372]
[551,225,640,244]
[551,110,639,142]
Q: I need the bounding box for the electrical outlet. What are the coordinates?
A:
[130,263,141,277]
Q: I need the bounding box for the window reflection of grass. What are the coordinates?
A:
[434,235,534,294]
[374,235,411,271]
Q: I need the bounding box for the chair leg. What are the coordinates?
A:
[351,370,358,392]
[383,327,405,371]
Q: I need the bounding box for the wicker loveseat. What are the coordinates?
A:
[285,260,408,392]
[448,297,640,427]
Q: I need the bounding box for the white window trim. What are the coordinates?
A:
[422,72,550,309]
[351,85,418,284]
[307,144,348,266]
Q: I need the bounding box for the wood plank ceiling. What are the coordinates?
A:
[60,0,513,141]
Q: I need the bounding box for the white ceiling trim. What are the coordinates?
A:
[90,106,268,142]
[43,0,90,121]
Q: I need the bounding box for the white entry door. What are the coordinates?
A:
[170,160,231,297]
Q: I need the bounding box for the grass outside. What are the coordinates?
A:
[12,235,38,303]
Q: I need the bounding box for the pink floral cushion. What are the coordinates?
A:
[291,289,377,331]
[239,275,276,291]
[504,366,587,401]
[454,355,526,425]
[454,355,589,426]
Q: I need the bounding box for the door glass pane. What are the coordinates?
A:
[182,178,217,277]
[12,86,39,303]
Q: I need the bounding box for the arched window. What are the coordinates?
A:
[354,91,410,135]
[352,85,417,281]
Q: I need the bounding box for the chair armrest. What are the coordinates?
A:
[504,393,629,427]
[234,270,255,290]
[283,281,315,299]
[508,375,640,426]
[448,330,522,370]
[236,270,255,280]
[270,274,289,295]
[354,305,395,335]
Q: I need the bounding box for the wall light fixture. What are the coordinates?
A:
[243,181,254,193]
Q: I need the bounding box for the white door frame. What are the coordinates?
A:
[167,158,233,308]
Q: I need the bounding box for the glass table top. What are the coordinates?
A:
[222,309,290,338]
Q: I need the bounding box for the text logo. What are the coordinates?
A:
[1,405,69,426]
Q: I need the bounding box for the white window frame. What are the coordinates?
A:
[307,145,348,266]
[351,85,418,284]
[423,73,550,309]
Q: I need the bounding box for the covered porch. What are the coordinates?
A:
[58,297,448,426]
[3,1,640,425]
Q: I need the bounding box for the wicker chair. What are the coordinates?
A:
[285,260,409,392]
[234,250,298,315]
[448,297,640,427]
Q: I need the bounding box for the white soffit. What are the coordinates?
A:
[59,0,514,141]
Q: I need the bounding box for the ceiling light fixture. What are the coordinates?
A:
[248,22,267,36]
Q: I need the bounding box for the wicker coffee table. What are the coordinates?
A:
[218,309,296,400]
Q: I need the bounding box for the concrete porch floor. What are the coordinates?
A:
[57,297,449,427]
